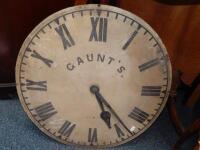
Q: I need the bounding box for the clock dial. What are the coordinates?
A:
[16,4,172,148]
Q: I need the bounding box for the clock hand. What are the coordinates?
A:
[90,85,111,129]
[90,85,133,135]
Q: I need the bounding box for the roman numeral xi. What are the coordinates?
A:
[89,17,108,42]
[55,24,75,50]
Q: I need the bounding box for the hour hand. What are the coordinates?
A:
[100,111,111,128]
[90,85,111,129]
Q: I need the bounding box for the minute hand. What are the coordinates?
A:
[96,91,133,135]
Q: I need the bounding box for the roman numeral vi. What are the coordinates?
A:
[88,128,98,143]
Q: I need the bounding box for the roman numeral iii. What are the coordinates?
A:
[26,79,47,91]
[34,102,57,121]
[88,128,98,143]
[55,24,75,50]
[128,107,149,124]
[89,17,107,42]
[58,121,76,137]
[141,86,162,96]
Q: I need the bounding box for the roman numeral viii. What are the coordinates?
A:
[128,107,149,124]
[55,24,75,50]
[141,86,162,96]
[26,79,47,91]
[88,128,97,143]
[89,17,107,42]
[58,120,76,137]
[34,102,57,121]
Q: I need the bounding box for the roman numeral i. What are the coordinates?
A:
[89,17,108,42]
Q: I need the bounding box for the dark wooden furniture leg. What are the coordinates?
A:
[168,71,200,149]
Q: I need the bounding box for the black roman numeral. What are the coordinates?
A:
[89,17,107,42]
[31,50,53,67]
[114,124,125,138]
[122,25,141,50]
[141,86,162,96]
[55,24,75,50]
[128,107,149,124]
[26,79,47,91]
[88,128,97,143]
[34,102,57,121]
[138,58,159,72]
[58,121,76,137]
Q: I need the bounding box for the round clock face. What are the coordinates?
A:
[16,4,172,148]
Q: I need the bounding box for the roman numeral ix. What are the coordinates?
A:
[141,86,162,96]
[55,24,75,50]
[34,102,57,121]
[26,79,47,91]
[58,121,76,137]
[129,107,149,124]
[89,17,107,42]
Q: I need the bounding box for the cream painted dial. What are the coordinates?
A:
[15,4,172,148]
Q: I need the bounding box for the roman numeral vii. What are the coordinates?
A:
[58,121,76,137]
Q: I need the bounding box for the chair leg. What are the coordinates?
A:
[174,119,200,149]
